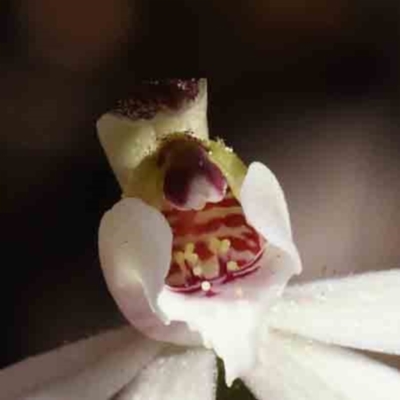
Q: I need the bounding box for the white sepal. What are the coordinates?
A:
[6,330,164,400]
[245,331,400,400]
[268,269,400,355]
[0,327,135,400]
[116,348,216,400]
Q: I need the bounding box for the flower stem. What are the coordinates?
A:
[216,358,257,400]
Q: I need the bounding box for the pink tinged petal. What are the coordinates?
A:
[99,198,201,346]
[115,349,216,400]
[22,333,164,400]
[268,269,400,355]
[244,331,400,400]
[0,327,135,400]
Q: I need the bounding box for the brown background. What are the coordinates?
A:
[1,0,400,370]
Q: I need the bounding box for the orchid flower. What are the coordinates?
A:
[97,79,302,384]
[2,79,400,400]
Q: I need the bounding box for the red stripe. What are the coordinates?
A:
[227,236,261,253]
[195,241,214,260]
[243,231,258,240]
[189,213,246,235]
[224,214,247,228]
[168,209,245,231]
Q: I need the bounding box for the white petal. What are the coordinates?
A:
[244,331,400,400]
[23,333,164,400]
[241,162,291,241]
[99,198,171,318]
[0,327,134,400]
[115,348,216,400]
[268,269,400,355]
[99,198,201,346]
[240,161,302,275]
[0,328,163,400]
[97,79,208,191]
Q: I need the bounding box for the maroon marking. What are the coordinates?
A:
[112,79,200,120]
[162,141,227,209]
[195,241,214,260]
[163,193,266,294]
[203,196,238,209]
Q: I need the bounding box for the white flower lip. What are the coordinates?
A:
[98,160,302,384]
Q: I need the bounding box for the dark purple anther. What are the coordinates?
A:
[160,140,227,210]
[112,79,200,120]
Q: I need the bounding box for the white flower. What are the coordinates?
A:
[2,79,400,400]
[3,271,400,399]
[95,78,400,397]
[98,159,302,384]
[97,80,301,383]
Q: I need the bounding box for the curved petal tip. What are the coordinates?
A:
[241,161,302,276]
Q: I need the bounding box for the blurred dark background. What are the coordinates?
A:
[1,0,400,368]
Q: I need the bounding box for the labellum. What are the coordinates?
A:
[158,137,265,295]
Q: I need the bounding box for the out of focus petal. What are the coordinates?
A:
[268,269,400,355]
[3,329,164,400]
[0,327,134,400]
[244,331,400,400]
[116,348,216,400]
